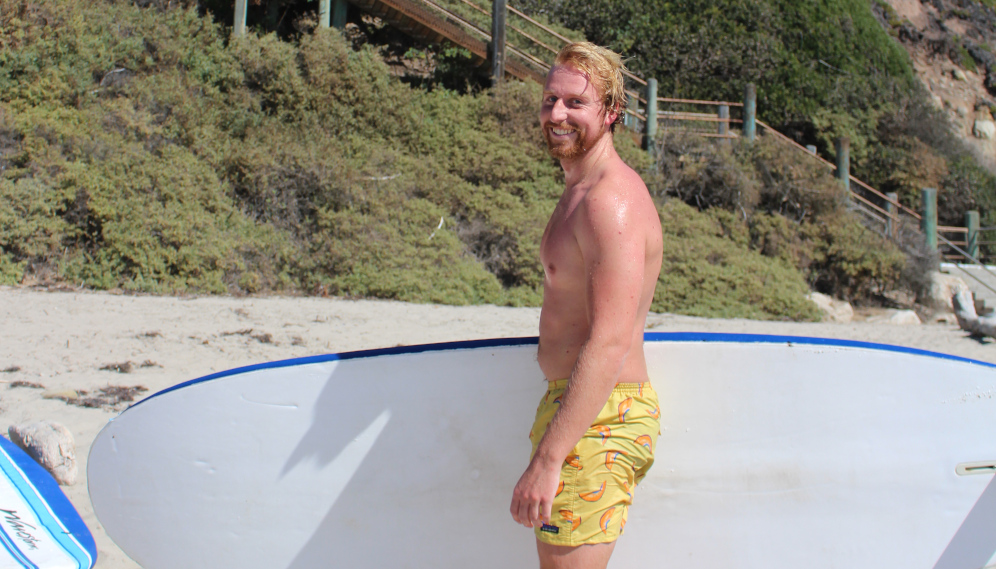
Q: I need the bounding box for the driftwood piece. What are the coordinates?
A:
[952,290,996,338]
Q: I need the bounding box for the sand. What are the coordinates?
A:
[1,285,993,568]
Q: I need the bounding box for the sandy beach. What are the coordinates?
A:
[2,285,994,568]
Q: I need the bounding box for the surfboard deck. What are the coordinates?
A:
[0,436,96,569]
[87,332,996,569]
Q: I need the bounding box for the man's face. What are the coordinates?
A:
[540,65,616,160]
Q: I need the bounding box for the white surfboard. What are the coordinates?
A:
[0,437,96,569]
[88,333,996,569]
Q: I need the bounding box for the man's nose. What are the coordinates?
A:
[549,99,568,122]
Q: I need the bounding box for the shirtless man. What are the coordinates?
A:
[509,43,664,569]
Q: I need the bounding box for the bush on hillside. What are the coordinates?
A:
[0,0,914,321]
[654,133,907,304]
[522,0,996,245]
[518,0,913,124]
[0,1,564,304]
[654,200,821,321]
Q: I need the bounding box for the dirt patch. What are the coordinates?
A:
[882,0,996,167]
[889,0,931,28]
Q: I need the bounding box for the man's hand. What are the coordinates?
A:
[510,456,562,528]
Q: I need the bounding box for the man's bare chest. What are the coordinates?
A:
[540,198,585,279]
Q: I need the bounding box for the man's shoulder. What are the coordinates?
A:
[585,157,652,209]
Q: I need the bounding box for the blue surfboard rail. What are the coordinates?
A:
[0,437,96,569]
[128,332,996,411]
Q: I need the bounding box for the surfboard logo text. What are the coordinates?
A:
[0,508,41,550]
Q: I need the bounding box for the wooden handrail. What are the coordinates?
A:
[420,0,490,39]
[506,3,648,85]
[507,3,573,45]
[847,176,920,220]
[626,89,647,104]
[421,0,550,77]
[851,192,890,219]
[622,69,648,86]
[659,114,743,124]
[754,119,925,225]
[756,120,834,167]
[452,0,561,57]
[453,0,650,88]
[509,24,559,55]
[659,97,744,107]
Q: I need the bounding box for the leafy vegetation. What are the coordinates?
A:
[519,0,996,248]
[0,0,928,321]
[516,0,913,123]
[653,133,907,309]
[0,0,557,303]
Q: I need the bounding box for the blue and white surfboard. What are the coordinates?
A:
[0,437,96,569]
[88,333,996,569]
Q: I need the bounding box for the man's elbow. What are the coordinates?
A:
[587,335,632,364]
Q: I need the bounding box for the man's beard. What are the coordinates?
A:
[544,122,599,160]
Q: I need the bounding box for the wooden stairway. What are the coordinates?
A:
[348,0,547,83]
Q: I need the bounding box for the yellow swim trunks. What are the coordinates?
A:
[528,379,660,546]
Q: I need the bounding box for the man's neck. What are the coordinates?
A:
[559,132,618,188]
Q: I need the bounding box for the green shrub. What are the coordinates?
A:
[803,213,906,301]
[0,0,909,321]
[655,201,821,321]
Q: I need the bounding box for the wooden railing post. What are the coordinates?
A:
[332,0,348,29]
[835,137,850,202]
[233,0,247,36]
[743,83,756,143]
[886,192,898,239]
[643,78,658,154]
[922,187,938,252]
[717,104,729,136]
[490,0,507,87]
[967,210,980,260]
[625,93,638,130]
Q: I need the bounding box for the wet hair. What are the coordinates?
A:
[553,42,627,128]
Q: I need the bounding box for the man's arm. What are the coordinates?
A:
[510,189,648,528]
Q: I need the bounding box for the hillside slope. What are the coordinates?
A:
[877,0,996,165]
[0,0,920,320]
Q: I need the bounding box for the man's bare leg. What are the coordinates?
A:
[537,540,616,569]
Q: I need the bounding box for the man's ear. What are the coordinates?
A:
[604,104,620,127]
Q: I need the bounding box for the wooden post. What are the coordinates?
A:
[233,0,247,36]
[332,0,348,29]
[922,187,938,253]
[490,0,507,87]
[743,83,756,143]
[717,104,729,136]
[625,93,638,130]
[886,192,898,239]
[835,137,850,202]
[643,78,658,154]
[967,210,980,260]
